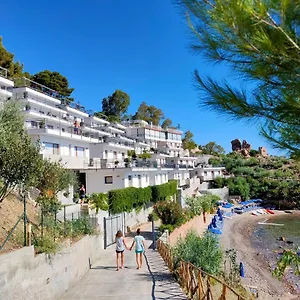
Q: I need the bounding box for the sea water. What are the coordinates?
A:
[252,214,300,292]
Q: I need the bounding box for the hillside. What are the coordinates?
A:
[0,195,39,254]
[210,153,300,209]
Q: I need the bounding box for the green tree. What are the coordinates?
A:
[133,101,164,125]
[0,101,43,202]
[101,90,130,122]
[177,0,300,157]
[227,177,250,200]
[182,130,197,150]
[31,70,74,101]
[201,141,225,155]
[35,159,75,211]
[0,37,25,78]
[161,118,173,129]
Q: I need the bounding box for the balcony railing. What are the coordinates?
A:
[0,66,8,78]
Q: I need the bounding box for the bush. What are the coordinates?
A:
[90,192,109,212]
[33,235,59,254]
[71,217,95,236]
[154,200,186,227]
[173,231,223,275]
[148,211,159,222]
[158,224,174,234]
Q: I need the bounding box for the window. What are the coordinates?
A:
[128,175,132,180]
[104,150,108,159]
[105,176,113,184]
[44,142,59,155]
[138,175,141,180]
[113,151,117,159]
[122,152,125,159]
[75,146,84,157]
[204,171,207,176]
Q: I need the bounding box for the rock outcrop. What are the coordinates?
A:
[231,139,251,157]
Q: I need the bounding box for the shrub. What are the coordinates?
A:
[71,217,94,236]
[90,192,109,212]
[33,235,59,254]
[158,224,174,234]
[173,230,223,275]
[154,200,186,227]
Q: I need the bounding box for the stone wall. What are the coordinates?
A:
[0,234,104,300]
[168,215,212,246]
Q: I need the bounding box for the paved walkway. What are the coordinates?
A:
[60,223,187,300]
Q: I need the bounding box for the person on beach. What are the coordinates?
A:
[115,230,128,271]
[130,228,146,269]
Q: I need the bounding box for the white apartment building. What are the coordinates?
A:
[0,67,225,202]
[0,66,14,102]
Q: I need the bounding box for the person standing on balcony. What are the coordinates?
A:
[74,118,80,135]
[79,184,85,205]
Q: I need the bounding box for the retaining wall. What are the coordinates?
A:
[0,234,104,300]
[168,214,212,246]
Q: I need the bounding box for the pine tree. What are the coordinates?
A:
[177,0,300,157]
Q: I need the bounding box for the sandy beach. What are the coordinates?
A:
[220,212,300,300]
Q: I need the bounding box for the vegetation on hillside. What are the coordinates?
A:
[211,153,300,208]
[178,0,300,157]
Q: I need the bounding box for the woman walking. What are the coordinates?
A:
[115,230,128,271]
[130,228,146,269]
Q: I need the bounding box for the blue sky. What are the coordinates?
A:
[1,0,280,154]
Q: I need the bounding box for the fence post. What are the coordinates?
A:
[41,209,44,237]
[104,217,107,249]
[151,216,156,250]
[23,193,27,246]
[27,223,32,246]
[198,271,203,300]
[64,206,67,236]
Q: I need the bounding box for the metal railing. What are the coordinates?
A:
[0,66,8,78]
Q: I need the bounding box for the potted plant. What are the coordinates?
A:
[73,193,80,203]
[25,104,31,111]
[115,160,119,167]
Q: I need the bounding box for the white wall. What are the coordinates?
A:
[90,143,127,161]
[0,235,104,300]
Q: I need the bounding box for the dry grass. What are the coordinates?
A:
[0,194,39,254]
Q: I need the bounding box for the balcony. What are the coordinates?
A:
[0,66,14,89]
[42,153,86,169]
[28,126,101,143]
[14,77,64,102]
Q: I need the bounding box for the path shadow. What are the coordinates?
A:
[141,250,187,300]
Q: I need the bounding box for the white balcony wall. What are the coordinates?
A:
[90,143,128,160]
[30,134,90,169]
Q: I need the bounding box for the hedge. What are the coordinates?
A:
[151,180,177,203]
[108,180,177,214]
[108,186,152,214]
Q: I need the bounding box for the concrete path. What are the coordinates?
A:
[59,224,187,300]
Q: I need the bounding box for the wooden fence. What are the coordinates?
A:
[157,239,247,300]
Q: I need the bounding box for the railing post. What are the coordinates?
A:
[198,271,203,300]
[23,193,27,246]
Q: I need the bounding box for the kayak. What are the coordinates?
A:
[266,209,274,214]
[251,212,259,216]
